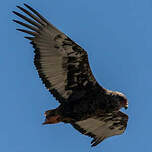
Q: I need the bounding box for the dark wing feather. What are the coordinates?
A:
[71,111,128,147]
[13,4,105,103]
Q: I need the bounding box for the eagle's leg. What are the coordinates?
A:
[43,109,61,125]
[43,108,74,124]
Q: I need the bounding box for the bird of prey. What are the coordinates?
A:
[13,4,128,147]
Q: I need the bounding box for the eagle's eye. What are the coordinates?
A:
[118,96,126,101]
[118,96,128,109]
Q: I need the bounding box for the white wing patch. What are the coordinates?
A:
[72,112,128,146]
[35,36,70,99]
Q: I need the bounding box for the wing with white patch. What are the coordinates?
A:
[13,4,105,103]
[71,111,128,147]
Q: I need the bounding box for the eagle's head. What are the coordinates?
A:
[112,91,128,110]
[107,91,128,111]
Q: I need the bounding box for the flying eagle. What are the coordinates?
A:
[13,4,128,147]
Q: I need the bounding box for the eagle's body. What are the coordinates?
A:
[51,90,125,123]
[13,3,129,147]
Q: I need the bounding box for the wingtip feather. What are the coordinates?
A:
[24,36,34,40]
[16,6,21,9]
[23,3,30,8]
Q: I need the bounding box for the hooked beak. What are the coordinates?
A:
[124,105,128,110]
[124,100,128,110]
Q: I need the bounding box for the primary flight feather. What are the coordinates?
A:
[13,3,128,147]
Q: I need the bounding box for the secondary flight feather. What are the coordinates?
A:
[13,3,128,147]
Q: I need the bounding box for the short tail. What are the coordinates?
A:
[43,109,61,125]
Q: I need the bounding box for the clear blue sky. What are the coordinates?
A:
[1,0,152,151]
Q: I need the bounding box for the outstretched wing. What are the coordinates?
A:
[13,4,105,103]
[71,111,128,147]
